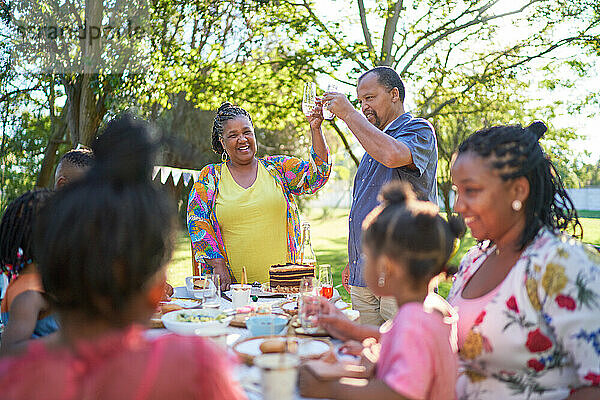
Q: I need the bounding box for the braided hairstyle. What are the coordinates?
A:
[211,102,253,154]
[362,182,466,283]
[57,148,95,170]
[0,189,53,281]
[457,121,582,249]
[34,115,176,323]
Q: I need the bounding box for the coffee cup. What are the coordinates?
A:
[230,284,252,308]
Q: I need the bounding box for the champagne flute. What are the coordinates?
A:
[322,84,338,120]
[302,82,316,117]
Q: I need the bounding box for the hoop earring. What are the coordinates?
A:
[511,200,522,211]
[221,151,228,163]
[378,273,386,287]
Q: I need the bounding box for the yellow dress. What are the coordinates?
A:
[215,163,288,283]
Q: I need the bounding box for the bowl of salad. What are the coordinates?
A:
[161,309,233,336]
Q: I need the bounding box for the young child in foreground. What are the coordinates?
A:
[299,181,465,400]
[0,115,245,400]
[0,189,58,355]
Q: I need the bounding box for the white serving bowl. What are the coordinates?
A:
[161,309,233,336]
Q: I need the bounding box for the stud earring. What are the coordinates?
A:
[221,151,229,163]
[378,273,386,287]
[511,199,522,211]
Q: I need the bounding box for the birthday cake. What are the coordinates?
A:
[269,263,315,292]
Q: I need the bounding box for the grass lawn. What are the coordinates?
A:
[167,209,600,304]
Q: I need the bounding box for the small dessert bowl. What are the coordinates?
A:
[245,314,289,336]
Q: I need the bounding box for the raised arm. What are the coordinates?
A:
[306,98,329,164]
[323,92,412,168]
[265,149,332,196]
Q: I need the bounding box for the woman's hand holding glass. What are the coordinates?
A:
[205,258,231,291]
[306,98,325,131]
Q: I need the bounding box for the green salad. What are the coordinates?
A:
[176,312,228,323]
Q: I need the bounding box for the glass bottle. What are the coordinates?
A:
[318,264,333,299]
[300,222,317,267]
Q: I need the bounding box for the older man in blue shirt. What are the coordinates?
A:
[323,67,438,325]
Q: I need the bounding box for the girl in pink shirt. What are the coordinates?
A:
[0,116,246,400]
[299,181,464,400]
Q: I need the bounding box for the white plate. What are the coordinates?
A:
[234,336,330,359]
[161,309,233,336]
[281,301,298,313]
[166,298,203,309]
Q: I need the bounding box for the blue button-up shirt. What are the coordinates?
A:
[348,112,438,287]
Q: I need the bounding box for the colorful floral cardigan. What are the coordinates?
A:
[187,149,331,281]
[448,228,600,399]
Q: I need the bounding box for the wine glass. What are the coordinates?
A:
[202,273,221,309]
[302,82,316,116]
[318,264,333,299]
[299,277,320,333]
[322,84,338,120]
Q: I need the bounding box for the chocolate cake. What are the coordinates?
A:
[269,263,315,292]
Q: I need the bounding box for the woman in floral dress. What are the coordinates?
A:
[449,121,600,399]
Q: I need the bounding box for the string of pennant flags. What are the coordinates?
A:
[152,166,201,186]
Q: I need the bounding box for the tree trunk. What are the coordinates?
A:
[61,0,105,147]
[379,1,403,66]
[78,0,103,145]
[36,107,68,188]
[78,74,103,146]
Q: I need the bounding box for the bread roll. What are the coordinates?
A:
[259,339,286,354]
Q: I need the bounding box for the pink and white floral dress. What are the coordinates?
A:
[448,227,600,399]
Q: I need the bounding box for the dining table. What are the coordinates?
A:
[149,285,354,400]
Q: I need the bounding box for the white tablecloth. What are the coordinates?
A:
[155,287,347,400]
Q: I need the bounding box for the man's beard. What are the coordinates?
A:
[366,111,382,129]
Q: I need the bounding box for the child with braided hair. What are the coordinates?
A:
[0,115,245,399]
[299,181,465,400]
[0,189,58,355]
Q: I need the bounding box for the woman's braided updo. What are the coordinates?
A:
[457,121,582,249]
[211,102,253,154]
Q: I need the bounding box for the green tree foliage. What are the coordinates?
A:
[274,0,599,206]
[0,114,55,212]
[1,0,599,215]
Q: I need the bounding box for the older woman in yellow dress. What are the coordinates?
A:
[187,102,331,289]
